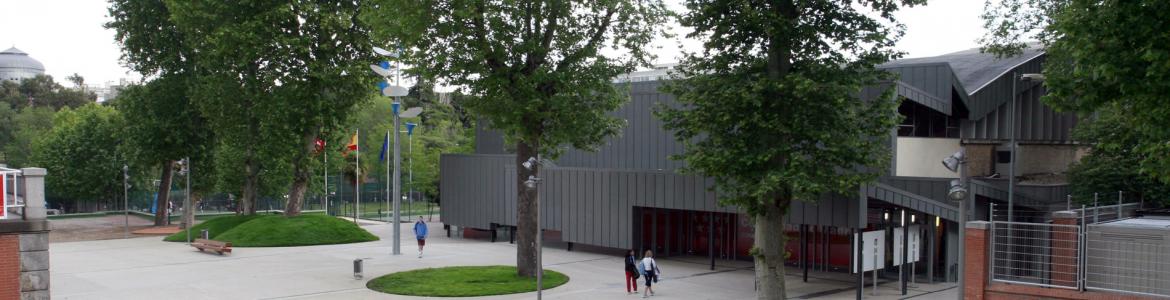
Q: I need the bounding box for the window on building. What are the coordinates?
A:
[896,99,960,138]
[997,151,1012,163]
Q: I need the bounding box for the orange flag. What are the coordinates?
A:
[342,133,359,157]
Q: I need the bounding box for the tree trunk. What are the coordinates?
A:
[241,152,259,215]
[284,129,319,217]
[515,140,540,277]
[755,198,790,300]
[154,161,174,226]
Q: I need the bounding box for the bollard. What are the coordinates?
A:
[354,259,364,279]
[201,229,210,239]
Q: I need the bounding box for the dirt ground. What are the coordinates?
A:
[49,215,172,243]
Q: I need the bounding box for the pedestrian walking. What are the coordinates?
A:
[641,249,660,298]
[625,249,640,294]
[414,216,428,258]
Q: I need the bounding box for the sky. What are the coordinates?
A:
[0,0,985,88]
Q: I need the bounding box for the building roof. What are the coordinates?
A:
[882,44,1045,96]
[0,47,46,72]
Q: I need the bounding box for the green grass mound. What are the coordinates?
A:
[164,215,262,242]
[164,214,378,247]
[367,266,569,297]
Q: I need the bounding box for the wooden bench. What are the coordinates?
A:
[191,239,232,255]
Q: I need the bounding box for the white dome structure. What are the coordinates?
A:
[0,47,46,82]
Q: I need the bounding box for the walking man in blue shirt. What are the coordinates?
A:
[414,216,428,258]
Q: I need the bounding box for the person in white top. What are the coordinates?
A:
[641,249,660,298]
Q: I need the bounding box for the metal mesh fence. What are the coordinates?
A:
[989,221,1080,289]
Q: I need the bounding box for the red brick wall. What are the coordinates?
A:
[986,283,1159,300]
[964,226,989,300]
[0,234,19,300]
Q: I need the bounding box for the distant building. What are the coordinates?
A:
[0,47,45,82]
[90,79,131,103]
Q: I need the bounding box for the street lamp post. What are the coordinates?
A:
[1008,72,1046,222]
[942,150,969,300]
[373,46,422,256]
[178,158,192,244]
[123,165,129,239]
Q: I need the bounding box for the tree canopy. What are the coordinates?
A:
[363,0,670,277]
[981,0,1170,183]
[658,0,920,298]
[31,104,124,210]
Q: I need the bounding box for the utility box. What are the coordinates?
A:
[1085,217,1170,296]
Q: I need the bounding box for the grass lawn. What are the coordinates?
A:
[367,266,569,297]
[163,214,263,242]
[164,214,378,247]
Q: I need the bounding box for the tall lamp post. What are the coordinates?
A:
[1008,73,1046,222]
[373,46,422,256]
[942,150,969,300]
[123,165,130,239]
[178,158,192,244]
[522,156,544,300]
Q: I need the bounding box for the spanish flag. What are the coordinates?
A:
[342,131,359,157]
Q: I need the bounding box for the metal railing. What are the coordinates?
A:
[0,167,24,219]
[1072,203,1139,224]
[989,221,1081,289]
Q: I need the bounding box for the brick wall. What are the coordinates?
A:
[0,234,19,300]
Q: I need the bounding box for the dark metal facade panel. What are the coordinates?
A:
[965,57,1046,120]
[962,83,1078,142]
[883,64,954,104]
[474,81,688,172]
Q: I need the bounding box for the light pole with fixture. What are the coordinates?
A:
[941,150,968,300]
[1007,72,1046,222]
[372,46,422,256]
[178,158,191,244]
[522,156,544,300]
[123,164,130,239]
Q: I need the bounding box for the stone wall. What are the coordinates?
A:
[0,168,50,299]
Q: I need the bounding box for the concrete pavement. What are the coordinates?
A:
[51,222,954,299]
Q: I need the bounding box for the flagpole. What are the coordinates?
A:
[355,129,360,225]
[385,130,390,223]
[324,140,328,215]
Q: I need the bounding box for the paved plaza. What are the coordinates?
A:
[52,221,955,299]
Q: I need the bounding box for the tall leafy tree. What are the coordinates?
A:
[31,104,124,212]
[981,0,1170,182]
[117,76,212,226]
[108,0,212,223]
[164,0,375,216]
[363,0,669,276]
[657,1,918,298]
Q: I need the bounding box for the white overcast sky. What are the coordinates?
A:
[0,0,985,88]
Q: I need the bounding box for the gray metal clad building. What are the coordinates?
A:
[440,46,1080,283]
